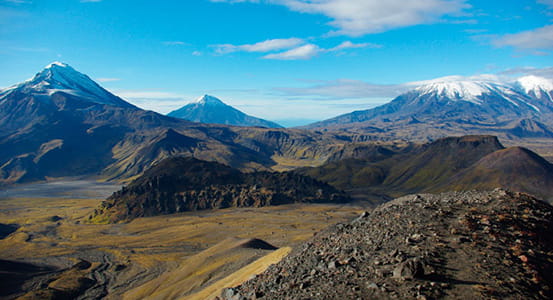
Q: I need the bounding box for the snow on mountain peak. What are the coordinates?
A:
[516,76,553,99]
[193,94,225,105]
[21,62,116,101]
[45,61,70,69]
[413,79,509,104]
[0,62,134,108]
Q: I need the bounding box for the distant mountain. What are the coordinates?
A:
[0,62,357,185]
[296,135,553,204]
[305,76,553,148]
[89,157,349,223]
[308,77,553,128]
[168,95,282,128]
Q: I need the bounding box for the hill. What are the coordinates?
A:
[168,95,282,128]
[225,189,553,299]
[296,135,553,203]
[89,157,350,223]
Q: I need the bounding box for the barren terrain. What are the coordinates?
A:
[0,181,363,299]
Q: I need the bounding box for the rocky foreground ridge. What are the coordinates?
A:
[223,189,553,299]
[89,157,349,223]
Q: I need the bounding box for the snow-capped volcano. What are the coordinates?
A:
[515,75,553,102]
[413,79,519,105]
[306,75,553,130]
[0,62,134,108]
[168,95,282,128]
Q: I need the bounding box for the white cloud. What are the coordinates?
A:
[4,0,31,3]
[211,0,470,36]
[263,44,320,60]
[499,66,553,80]
[493,25,553,52]
[214,38,304,54]
[275,79,408,99]
[216,39,375,60]
[192,51,202,56]
[327,41,381,52]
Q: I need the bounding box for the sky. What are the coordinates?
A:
[1,0,552,126]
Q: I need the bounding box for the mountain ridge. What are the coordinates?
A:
[0,63,369,185]
[296,135,553,204]
[89,156,350,223]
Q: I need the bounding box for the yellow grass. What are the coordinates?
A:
[186,246,292,300]
[0,196,362,299]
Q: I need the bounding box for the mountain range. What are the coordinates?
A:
[168,95,282,128]
[307,76,553,129]
[1,62,553,189]
[0,63,363,185]
[305,76,553,156]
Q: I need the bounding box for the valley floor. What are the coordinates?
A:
[0,184,364,299]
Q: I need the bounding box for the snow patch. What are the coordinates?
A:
[414,80,513,104]
[193,94,226,105]
[1,62,132,107]
[516,76,553,101]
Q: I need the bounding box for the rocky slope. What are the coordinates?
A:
[168,95,282,128]
[297,135,553,204]
[224,189,553,299]
[89,157,349,223]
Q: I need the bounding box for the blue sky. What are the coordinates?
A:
[1,0,552,126]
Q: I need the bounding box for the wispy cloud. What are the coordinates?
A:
[492,24,553,54]
[263,44,320,60]
[80,0,103,2]
[327,41,382,52]
[215,39,377,60]
[498,66,553,80]
[211,0,470,36]
[538,0,553,9]
[213,38,304,54]
[275,79,408,99]
[3,0,31,3]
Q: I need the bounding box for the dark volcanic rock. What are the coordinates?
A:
[224,189,553,299]
[89,157,349,223]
